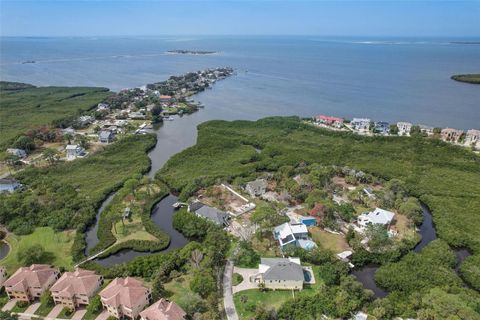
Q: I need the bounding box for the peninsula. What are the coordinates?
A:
[451,73,480,84]
[166,49,217,55]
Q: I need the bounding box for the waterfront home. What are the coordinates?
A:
[4,264,60,302]
[441,128,464,143]
[99,277,151,320]
[315,115,344,128]
[0,179,23,193]
[374,122,389,135]
[129,112,146,120]
[78,115,94,127]
[255,257,304,290]
[357,208,395,229]
[396,122,412,136]
[65,145,86,161]
[0,266,7,287]
[188,201,230,226]
[419,124,434,136]
[99,130,115,144]
[96,103,110,112]
[139,299,186,320]
[159,95,172,103]
[50,269,103,310]
[273,222,316,250]
[350,118,371,131]
[6,148,27,158]
[245,179,268,197]
[465,129,480,148]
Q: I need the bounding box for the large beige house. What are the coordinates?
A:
[139,299,186,320]
[50,268,103,310]
[0,266,7,287]
[4,264,60,301]
[441,128,464,143]
[99,277,151,319]
[255,257,305,290]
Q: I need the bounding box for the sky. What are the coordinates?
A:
[0,0,479,37]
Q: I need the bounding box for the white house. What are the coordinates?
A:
[96,103,110,112]
[350,118,371,131]
[465,129,480,148]
[273,223,316,250]
[419,124,434,136]
[65,145,86,161]
[6,148,27,158]
[357,208,395,229]
[397,122,412,136]
[0,179,22,193]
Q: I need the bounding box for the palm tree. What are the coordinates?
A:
[63,133,73,145]
[190,249,204,268]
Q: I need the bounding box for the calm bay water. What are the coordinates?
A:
[1,36,480,129]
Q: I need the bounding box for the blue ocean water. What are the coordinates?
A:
[1,36,479,129]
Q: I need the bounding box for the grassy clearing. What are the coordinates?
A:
[112,214,160,244]
[164,273,194,302]
[34,301,55,317]
[309,227,349,253]
[233,273,244,286]
[0,84,110,149]
[1,227,75,273]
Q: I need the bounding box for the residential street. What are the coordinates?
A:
[223,260,239,320]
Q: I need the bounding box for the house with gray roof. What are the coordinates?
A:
[256,257,305,290]
[188,201,229,226]
[99,130,115,144]
[245,179,268,197]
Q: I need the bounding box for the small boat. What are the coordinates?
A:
[22,60,36,64]
[163,116,174,121]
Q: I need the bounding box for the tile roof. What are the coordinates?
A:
[4,264,58,290]
[50,268,101,298]
[99,277,149,308]
[140,299,186,320]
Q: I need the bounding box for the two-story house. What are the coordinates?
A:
[99,277,151,319]
[4,264,60,302]
[50,268,103,310]
[139,299,186,320]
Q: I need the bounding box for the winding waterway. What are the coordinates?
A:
[352,203,472,297]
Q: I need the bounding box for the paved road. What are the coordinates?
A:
[223,260,239,320]
[232,267,258,294]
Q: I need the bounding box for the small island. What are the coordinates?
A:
[166,49,217,55]
[451,74,480,84]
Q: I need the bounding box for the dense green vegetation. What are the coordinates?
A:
[0,134,156,237]
[156,117,480,317]
[451,74,480,84]
[91,179,170,256]
[0,82,110,149]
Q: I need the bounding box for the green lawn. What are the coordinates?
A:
[34,301,55,317]
[1,227,75,273]
[0,84,110,149]
[164,273,194,302]
[57,307,75,319]
[233,273,244,286]
[309,227,349,253]
[10,301,29,314]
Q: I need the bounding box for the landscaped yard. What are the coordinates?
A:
[233,273,244,286]
[1,227,75,273]
[309,227,349,253]
[112,214,159,244]
[234,269,323,320]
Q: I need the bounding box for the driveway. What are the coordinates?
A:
[94,310,110,320]
[232,267,259,294]
[223,260,239,320]
[45,304,63,319]
[23,302,41,315]
[71,308,87,320]
[1,299,17,312]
